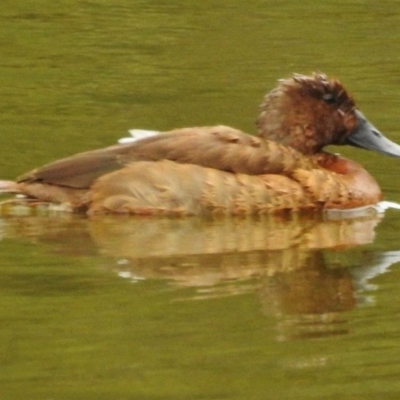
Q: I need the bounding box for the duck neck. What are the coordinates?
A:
[256,89,323,154]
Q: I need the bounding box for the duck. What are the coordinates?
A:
[1,72,400,216]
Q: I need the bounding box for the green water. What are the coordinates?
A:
[2,1,400,399]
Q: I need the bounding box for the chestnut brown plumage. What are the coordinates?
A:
[2,73,400,215]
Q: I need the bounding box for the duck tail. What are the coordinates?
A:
[0,180,20,193]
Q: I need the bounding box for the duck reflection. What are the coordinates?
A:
[0,211,397,339]
[87,215,380,340]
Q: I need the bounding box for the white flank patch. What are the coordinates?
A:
[118,129,160,144]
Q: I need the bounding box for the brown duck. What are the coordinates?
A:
[1,73,400,216]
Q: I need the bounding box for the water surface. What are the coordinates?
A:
[2,1,400,399]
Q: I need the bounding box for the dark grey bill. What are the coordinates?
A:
[346,110,400,157]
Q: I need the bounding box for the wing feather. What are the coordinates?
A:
[17,126,315,189]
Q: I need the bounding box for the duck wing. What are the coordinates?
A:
[18,126,314,189]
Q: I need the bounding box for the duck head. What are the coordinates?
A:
[257,73,400,157]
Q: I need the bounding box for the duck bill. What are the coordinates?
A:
[346,110,400,157]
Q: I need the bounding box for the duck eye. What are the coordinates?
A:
[322,93,336,104]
